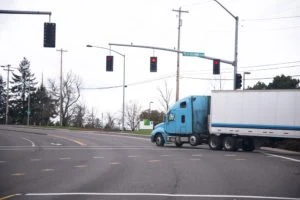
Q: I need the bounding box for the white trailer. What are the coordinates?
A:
[208,90,300,151]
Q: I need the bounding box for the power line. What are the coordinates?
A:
[242,15,300,21]
[182,74,300,81]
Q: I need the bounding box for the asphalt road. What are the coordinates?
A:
[0,125,299,200]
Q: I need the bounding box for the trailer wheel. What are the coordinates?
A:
[223,136,237,151]
[242,138,255,152]
[155,134,165,147]
[208,135,222,150]
[189,134,200,146]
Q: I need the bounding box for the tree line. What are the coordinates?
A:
[0,58,172,130]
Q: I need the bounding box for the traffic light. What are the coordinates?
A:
[106,56,113,71]
[213,59,220,75]
[150,57,157,72]
[235,73,242,89]
[43,22,56,48]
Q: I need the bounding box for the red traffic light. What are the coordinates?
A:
[151,57,157,63]
[213,60,219,65]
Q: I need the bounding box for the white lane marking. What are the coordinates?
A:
[190,158,201,161]
[21,137,35,147]
[264,153,300,163]
[11,173,25,176]
[0,161,7,163]
[128,155,139,158]
[93,156,104,159]
[30,158,41,161]
[235,158,246,161]
[74,165,87,168]
[41,169,54,172]
[160,154,170,157]
[110,162,120,165]
[224,154,236,157]
[24,193,299,200]
[50,143,62,146]
[59,157,71,160]
[148,160,160,163]
[192,154,202,157]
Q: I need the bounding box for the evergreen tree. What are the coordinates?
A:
[10,58,37,124]
[30,83,58,126]
[0,75,6,124]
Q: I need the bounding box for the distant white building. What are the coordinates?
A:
[139,119,153,130]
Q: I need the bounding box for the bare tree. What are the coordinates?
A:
[104,112,116,130]
[85,107,98,128]
[48,71,81,126]
[157,80,173,113]
[125,101,142,131]
[70,102,86,127]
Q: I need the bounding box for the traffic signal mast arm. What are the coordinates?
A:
[108,43,234,66]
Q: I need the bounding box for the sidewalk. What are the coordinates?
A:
[260,147,300,156]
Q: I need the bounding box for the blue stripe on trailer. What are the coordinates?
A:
[211,123,300,131]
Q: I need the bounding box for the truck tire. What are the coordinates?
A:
[208,135,222,150]
[155,134,165,147]
[242,138,255,152]
[189,134,200,146]
[175,137,183,147]
[175,141,183,147]
[223,136,237,151]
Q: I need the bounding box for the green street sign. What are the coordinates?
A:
[182,51,205,57]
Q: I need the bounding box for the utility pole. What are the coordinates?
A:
[1,65,14,124]
[56,48,68,126]
[172,7,189,101]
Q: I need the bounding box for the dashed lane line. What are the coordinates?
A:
[190,158,201,161]
[93,156,104,159]
[148,160,160,163]
[74,165,88,168]
[235,158,246,161]
[110,162,120,165]
[41,168,55,172]
[11,173,25,176]
[59,157,71,160]
[0,161,7,163]
[192,154,202,157]
[160,155,170,157]
[224,154,236,157]
[128,155,139,158]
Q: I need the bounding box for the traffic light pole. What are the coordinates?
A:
[86,45,126,131]
[0,10,52,21]
[213,0,239,90]
[109,43,234,65]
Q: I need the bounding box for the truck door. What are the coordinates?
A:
[176,101,188,134]
[165,111,177,134]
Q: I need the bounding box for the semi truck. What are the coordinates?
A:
[151,90,300,151]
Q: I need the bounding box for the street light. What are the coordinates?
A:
[86,44,126,131]
[243,72,251,90]
[149,101,153,119]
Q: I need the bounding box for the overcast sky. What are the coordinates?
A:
[1,0,300,118]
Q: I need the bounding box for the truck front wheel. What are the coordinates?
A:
[223,136,237,151]
[155,134,165,147]
[189,134,200,146]
[208,135,222,150]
